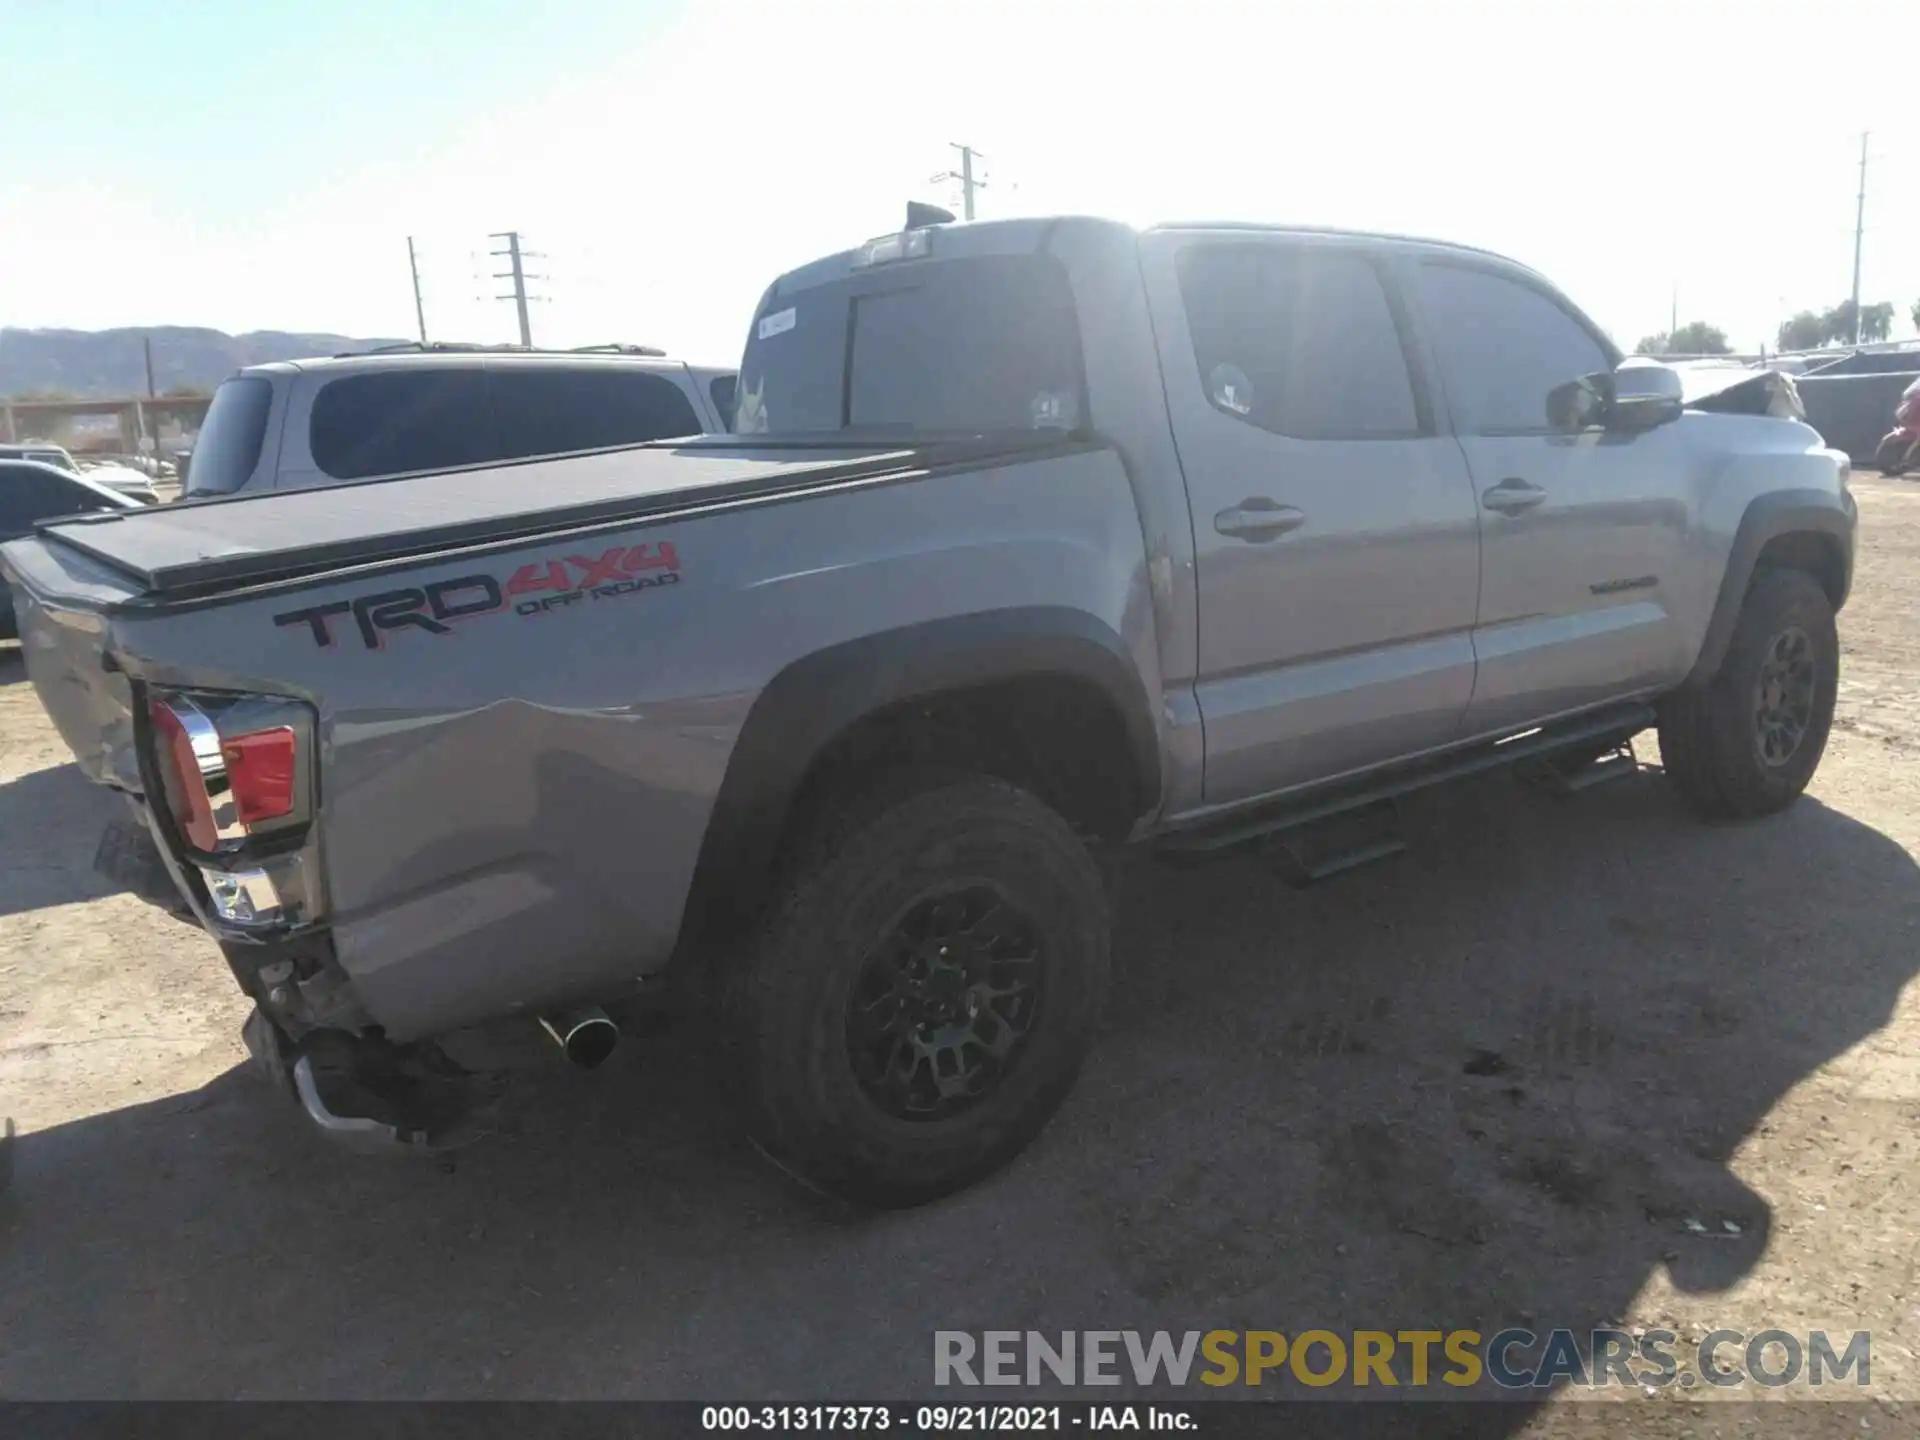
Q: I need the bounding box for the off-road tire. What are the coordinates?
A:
[1873,433,1911,478]
[719,774,1109,1208]
[1657,567,1838,820]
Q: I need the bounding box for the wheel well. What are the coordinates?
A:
[783,674,1145,850]
[1756,530,1847,608]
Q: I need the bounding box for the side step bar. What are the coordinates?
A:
[1159,702,1655,859]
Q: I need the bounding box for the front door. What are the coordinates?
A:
[1407,259,1694,737]
[1140,233,1484,806]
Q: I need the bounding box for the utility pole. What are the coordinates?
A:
[407,236,428,343]
[933,144,986,220]
[1670,286,1678,346]
[1849,131,1868,345]
[142,335,156,398]
[489,230,535,347]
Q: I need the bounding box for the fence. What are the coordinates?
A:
[1795,371,1918,465]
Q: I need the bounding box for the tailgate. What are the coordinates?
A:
[0,534,146,793]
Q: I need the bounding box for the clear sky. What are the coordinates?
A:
[5,0,1917,363]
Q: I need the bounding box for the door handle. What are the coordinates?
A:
[1214,499,1306,542]
[1481,478,1547,515]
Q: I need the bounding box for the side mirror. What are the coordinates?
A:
[1547,364,1684,434]
[1606,361,1684,433]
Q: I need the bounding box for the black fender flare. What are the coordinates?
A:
[1683,488,1856,688]
[676,607,1161,956]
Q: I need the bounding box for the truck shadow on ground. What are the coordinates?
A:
[2,769,1916,1428]
[0,645,27,687]
[0,761,127,918]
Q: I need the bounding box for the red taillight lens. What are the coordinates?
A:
[220,727,297,825]
[148,697,219,851]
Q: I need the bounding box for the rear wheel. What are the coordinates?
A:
[1874,433,1913,477]
[719,774,1109,1207]
[1657,567,1838,819]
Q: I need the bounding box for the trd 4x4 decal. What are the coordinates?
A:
[274,541,680,650]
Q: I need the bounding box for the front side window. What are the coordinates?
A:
[1416,263,1612,434]
[309,370,495,480]
[1177,243,1421,440]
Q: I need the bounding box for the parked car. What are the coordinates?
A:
[0,442,79,473]
[182,344,739,499]
[2,216,1854,1206]
[0,460,144,639]
[75,461,161,505]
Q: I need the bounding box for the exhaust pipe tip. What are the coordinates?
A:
[540,1006,620,1070]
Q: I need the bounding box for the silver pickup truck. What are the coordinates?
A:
[2,216,1855,1206]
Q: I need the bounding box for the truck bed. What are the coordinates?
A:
[29,439,944,603]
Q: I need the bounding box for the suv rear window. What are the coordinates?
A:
[184,377,274,496]
[491,368,701,461]
[310,370,495,480]
[735,253,1085,436]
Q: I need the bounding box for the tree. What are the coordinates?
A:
[1860,302,1895,344]
[1912,298,1920,335]
[1634,332,1671,356]
[1821,300,1858,345]
[1777,311,1827,352]
[160,384,210,399]
[1667,321,1731,355]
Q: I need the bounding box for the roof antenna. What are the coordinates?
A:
[906,201,955,229]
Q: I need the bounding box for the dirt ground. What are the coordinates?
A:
[4,479,1920,1434]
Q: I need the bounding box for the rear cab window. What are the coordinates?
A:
[184,376,275,495]
[735,250,1086,437]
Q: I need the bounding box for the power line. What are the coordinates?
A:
[406,236,428,343]
[488,230,546,347]
[931,143,987,221]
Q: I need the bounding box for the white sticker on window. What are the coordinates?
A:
[757,307,796,340]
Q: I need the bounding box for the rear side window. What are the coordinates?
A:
[184,377,274,495]
[1415,264,1612,434]
[709,374,738,430]
[490,368,702,461]
[1177,243,1420,440]
[309,370,495,480]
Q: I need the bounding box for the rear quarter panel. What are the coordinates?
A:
[102,447,1156,1039]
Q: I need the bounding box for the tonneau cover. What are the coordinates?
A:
[33,440,922,600]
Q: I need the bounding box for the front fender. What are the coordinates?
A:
[1683,487,1856,688]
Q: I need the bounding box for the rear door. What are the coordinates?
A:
[1408,259,1694,735]
[1139,231,1483,805]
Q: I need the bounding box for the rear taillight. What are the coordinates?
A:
[144,690,320,931]
[148,696,221,850]
[221,727,297,825]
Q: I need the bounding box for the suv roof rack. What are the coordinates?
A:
[566,343,669,357]
[333,341,670,359]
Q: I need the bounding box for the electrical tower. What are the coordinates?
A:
[489,230,545,347]
[932,144,987,220]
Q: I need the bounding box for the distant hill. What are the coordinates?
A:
[0,326,408,399]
